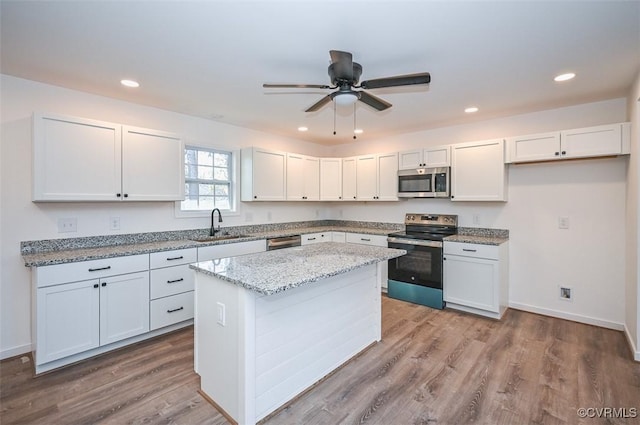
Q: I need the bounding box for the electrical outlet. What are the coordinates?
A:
[559,286,573,301]
[109,217,120,230]
[558,216,570,229]
[57,218,77,233]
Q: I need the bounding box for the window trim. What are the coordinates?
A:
[174,144,240,218]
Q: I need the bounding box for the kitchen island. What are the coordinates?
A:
[191,242,405,425]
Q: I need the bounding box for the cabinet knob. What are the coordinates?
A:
[101,282,107,287]
[353,196,356,199]
[561,151,566,155]
[554,152,560,156]
[93,284,99,288]
[116,193,121,197]
[124,194,129,198]
[339,196,342,199]
[254,196,257,199]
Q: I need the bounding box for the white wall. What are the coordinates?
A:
[0,75,333,358]
[331,99,629,331]
[625,71,640,360]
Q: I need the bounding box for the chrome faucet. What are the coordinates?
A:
[210,208,223,236]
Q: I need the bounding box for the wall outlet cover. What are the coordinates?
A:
[559,286,573,301]
[57,217,77,233]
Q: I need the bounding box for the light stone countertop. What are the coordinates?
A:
[22,225,400,267]
[190,242,406,296]
[443,234,509,246]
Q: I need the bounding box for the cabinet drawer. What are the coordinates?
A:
[444,242,499,260]
[301,233,329,245]
[150,265,195,300]
[36,254,149,288]
[150,248,197,269]
[345,233,388,247]
[150,292,194,331]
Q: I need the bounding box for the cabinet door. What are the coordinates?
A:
[32,113,121,201]
[356,155,378,200]
[451,139,507,202]
[301,233,329,245]
[377,152,398,201]
[561,123,623,159]
[303,156,320,201]
[122,126,184,201]
[505,132,560,163]
[331,232,346,243]
[246,148,287,201]
[36,280,100,364]
[99,271,150,346]
[286,153,305,200]
[398,149,423,170]
[424,145,451,167]
[342,157,357,200]
[443,255,499,313]
[320,158,342,200]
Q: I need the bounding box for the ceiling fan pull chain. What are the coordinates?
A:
[353,103,357,139]
[333,101,337,135]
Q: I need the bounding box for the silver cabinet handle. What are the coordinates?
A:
[361,238,371,242]
[462,248,477,252]
[166,256,184,261]
[167,307,184,313]
[308,237,316,241]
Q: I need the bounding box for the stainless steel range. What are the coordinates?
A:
[387,213,458,309]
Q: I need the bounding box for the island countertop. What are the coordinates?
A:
[190,242,406,296]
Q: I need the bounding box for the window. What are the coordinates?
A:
[181,146,233,212]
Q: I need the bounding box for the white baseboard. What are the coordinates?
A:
[508,302,624,331]
[1,343,32,361]
[624,324,640,362]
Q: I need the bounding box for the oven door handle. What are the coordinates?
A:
[387,237,443,248]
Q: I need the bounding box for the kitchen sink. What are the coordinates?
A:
[189,234,248,243]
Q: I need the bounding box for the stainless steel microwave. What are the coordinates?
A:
[397,167,450,198]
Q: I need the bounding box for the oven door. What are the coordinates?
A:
[387,238,443,289]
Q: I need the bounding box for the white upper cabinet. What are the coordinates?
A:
[356,153,398,201]
[506,122,630,163]
[32,113,184,202]
[320,157,343,201]
[451,139,507,202]
[241,147,287,201]
[121,126,184,201]
[342,157,357,201]
[286,153,320,201]
[398,145,450,169]
[33,113,122,201]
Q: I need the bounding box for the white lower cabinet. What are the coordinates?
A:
[99,271,150,345]
[35,269,150,366]
[331,231,346,243]
[301,232,330,245]
[149,248,197,331]
[443,241,509,319]
[345,232,389,291]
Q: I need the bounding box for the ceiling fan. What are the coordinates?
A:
[263,50,431,112]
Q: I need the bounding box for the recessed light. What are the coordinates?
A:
[464,107,479,113]
[354,129,364,134]
[554,73,576,82]
[120,79,140,88]
[298,126,308,132]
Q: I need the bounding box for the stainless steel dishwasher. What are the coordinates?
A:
[266,235,302,251]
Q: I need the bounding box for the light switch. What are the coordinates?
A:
[216,302,226,326]
[558,216,570,229]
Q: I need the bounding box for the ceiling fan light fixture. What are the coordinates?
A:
[334,92,358,106]
[464,106,479,113]
[120,79,140,88]
[354,128,364,134]
[297,126,308,132]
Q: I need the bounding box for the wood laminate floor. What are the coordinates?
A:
[2,297,639,425]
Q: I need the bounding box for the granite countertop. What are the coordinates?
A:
[190,242,406,296]
[21,223,401,267]
[444,234,509,246]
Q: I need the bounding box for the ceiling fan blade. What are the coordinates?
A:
[305,94,333,112]
[263,83,331,89]
[358,91,392,111]
[329,50,353,80]
[360,72,431,90]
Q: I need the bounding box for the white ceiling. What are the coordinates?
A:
[1,1,639,146]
